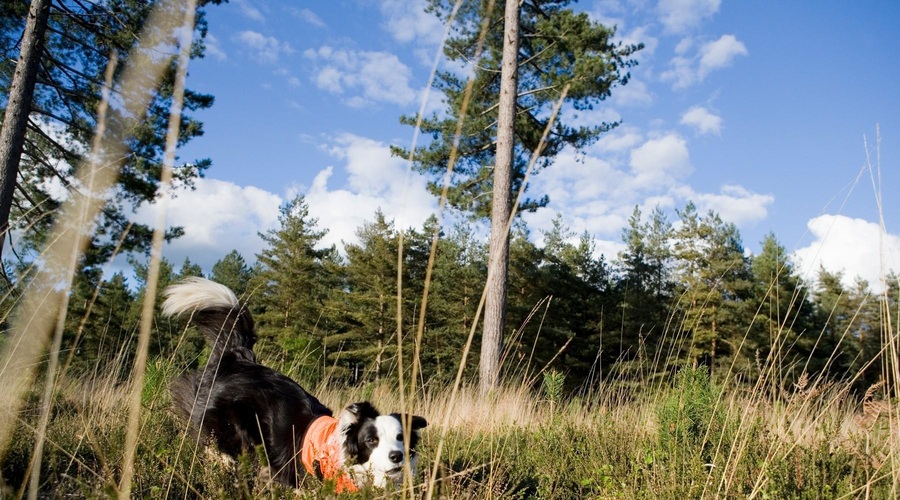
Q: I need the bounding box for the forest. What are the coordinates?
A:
[1,0,898,497]
[34,195,899,396]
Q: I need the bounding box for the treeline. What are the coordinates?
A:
[31,195,895,395]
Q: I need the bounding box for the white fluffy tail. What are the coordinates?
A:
[162,277,239,318]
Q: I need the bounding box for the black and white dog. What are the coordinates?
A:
[163,277,427,491]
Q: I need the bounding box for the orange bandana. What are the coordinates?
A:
[300,415,358,493]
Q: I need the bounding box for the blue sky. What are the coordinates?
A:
[150,0,900,290]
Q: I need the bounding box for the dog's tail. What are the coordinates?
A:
[162,277,257,354]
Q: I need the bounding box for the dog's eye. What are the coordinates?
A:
[396,434,403,442]
[366,437,378,446]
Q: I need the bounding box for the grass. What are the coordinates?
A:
[1,352,897,498]
[1,1,897,498]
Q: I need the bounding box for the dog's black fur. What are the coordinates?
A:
[166,278,424,488]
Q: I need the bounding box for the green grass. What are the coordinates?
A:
[1,356,896,499]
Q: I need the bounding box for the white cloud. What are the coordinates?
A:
[304,47,417,106]
[661,34,747,89]
[204,34,227,61]
[675,184,774,225]
[136,178,283,271]
[233,0,264,22]
[532,149,628,205]
[380,0,444,46]
[698,34,748,78]
[290,7,326,28]
[793,215,900,292]
[613,78,653,106]
[660,56,695,89]
[680,106,722,135]
[132,135,439,271]
[658,0,721,34]
[674,37,693,55]
[521,122,779,264]
[624,25,659,58]
[629,134,692,188]
[303,134,437,250]
[236,31,293,64]
[595,127,644,153]
[588,0,627,29]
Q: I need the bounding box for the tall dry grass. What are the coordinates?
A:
[0,0,897,498]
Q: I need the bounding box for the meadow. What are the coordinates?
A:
[1,319,897,499]
[1,1,897,498]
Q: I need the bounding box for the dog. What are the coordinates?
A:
[163,277,427,492]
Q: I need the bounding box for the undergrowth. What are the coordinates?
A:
[1,358,895,499]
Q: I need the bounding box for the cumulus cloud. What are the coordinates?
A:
[612,78,653,107]
[661,34,748,89]
[303,133,437,250]
[595,127,644,153]
[204,34,227,61]
[587,0,626,28]
[134,178,282,271]
[680,106,723,135]
[675,184,774,225]
[289,7,326,28]
[658,0,721,34]
[793,215,900,292]
[131,133,439,273]
[304,46,417,107]
[236,31,293,64]
[522,130,774,263]
[629,134,692,188]
[233,0,264,22]
[698,34,748,78]
[380,0,444,46]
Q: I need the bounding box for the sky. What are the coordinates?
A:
[140,0,900,292]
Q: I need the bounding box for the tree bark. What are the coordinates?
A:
[480,0,520,395]
[0,0,52,260]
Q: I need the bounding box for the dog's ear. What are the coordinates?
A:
[410,415,427,431]
[339,402,379,460]
[339,402,379,431]
[391,413,428,431]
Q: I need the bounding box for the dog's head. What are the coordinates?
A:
[338,402,428,488]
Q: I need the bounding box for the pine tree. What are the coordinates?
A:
[252,196,338,372]
[176,257,203,280]
[617,206,673,373]
[63,270,136,378]
[504,223,546,377]
[423,222,487,382]
[538,218,613,386]
[673,203,753,376]
[210,249,253,297]
[811,267,860,378]
[332,210,401,382]
[848,277,881,388]
[396,0,642,392]
[749,233,816,382]
[0,0,223,268]
[130,256,193,364]
[0,0,50,260]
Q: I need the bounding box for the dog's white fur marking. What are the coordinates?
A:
[346,415,414,488]
[161,277,239,318]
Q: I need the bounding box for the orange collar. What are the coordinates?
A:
[300,415,358,493]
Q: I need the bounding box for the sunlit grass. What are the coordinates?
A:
[0,1,897,499]
[3,346,897,497]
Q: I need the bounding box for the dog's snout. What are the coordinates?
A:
[389,450,403,463]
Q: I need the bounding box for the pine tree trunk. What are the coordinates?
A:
[0,0,52,260]
[480,0,520,395]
